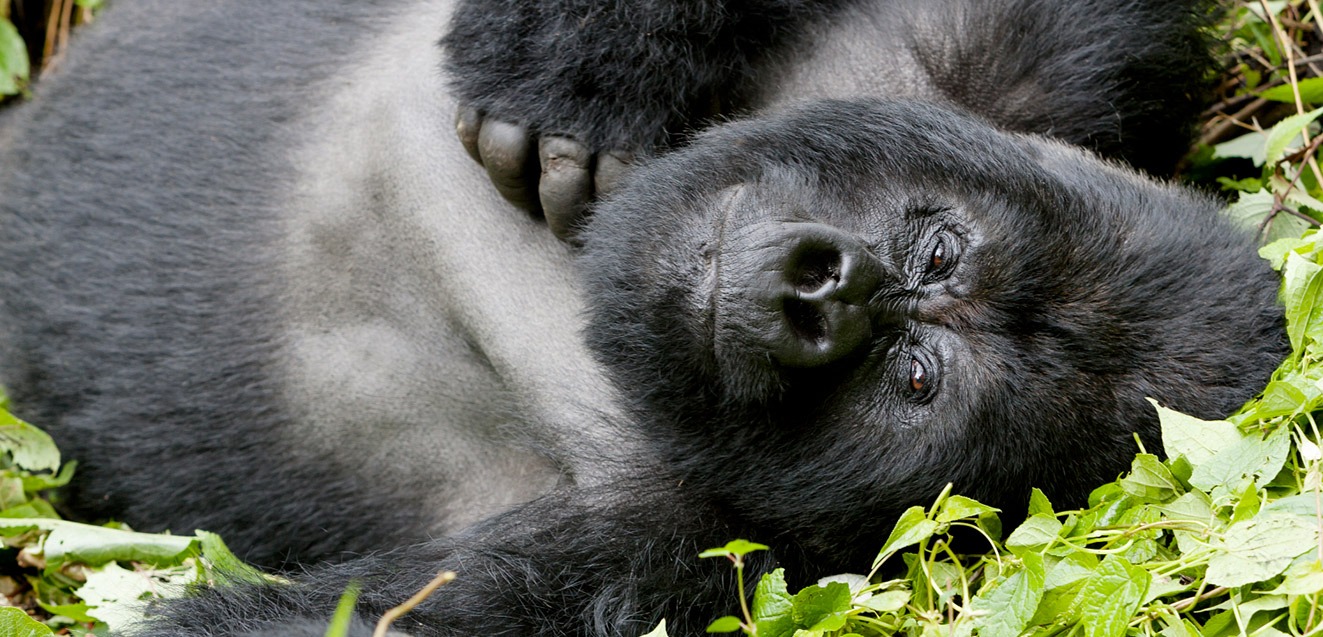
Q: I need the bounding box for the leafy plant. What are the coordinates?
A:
[0,390,272,635]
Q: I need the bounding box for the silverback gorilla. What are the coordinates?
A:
[0,0,1288,635]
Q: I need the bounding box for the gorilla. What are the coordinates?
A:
[0,0,1286,635]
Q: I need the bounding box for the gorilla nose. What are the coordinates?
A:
[718,221,884,368]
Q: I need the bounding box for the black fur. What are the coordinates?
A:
[0,0,1287,635]
[442,0,1214,174]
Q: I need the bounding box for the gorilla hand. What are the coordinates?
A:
[441,0,842,240]
[453,105,633,241]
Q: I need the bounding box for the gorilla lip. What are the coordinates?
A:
[701,184,748,346]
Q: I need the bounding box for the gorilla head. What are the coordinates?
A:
[580,99,1285,566]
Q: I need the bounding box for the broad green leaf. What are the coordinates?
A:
[1259,235,1311,270]
[791,582,851,633]
[1043,552,1097,591]
[1260,77,1323,104]
[1213,130,1267,165]
[971,552,1045,637]
[80,561,195,632]
[705,616,742,633]
[1283,251,1323,355]
[753,569,795,637]
[0,18,29,96]
[1206,514,1317,587]
[1189,425,1291,494]
[872,506,937,568]
[1156,491,1215,554]
[1152,400,1242,468]
[936,495,997,523]
[1070,555,1150,637]
[0,409,61,473]
[1252,374,1323,419]
[1231,481,1262,523]
[21,460,76,492]
[1005,514,1062,555]
[41,519,199,567]
[1224,191,1294,241]
[0,607,54,637]
[859,589,910,613]
[1027,488,1054,517]
[1269,554,1323,595]
[1119,454,1182,503]
[1265,107,1323,167]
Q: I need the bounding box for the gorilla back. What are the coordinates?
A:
[0,0,1290,634]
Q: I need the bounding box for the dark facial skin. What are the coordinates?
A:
[580,99,1287,568]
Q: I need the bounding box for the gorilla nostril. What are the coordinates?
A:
[789,247,842,294]
[784,297,828,342]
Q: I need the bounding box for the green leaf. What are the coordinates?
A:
[1152,400,1241,468]
[0,607,54,637]
[971,552,1045,637]
[1005,514,1062,555]
[1259,77,1323,104]
[1119,454,1182,503]
[791,582,851,633]
[1043,552,1098,591]
[1027,488,1054,517]
[936,495,998,523]
[872,506,938,568]
[0,17,29,96]
[1265,107,1323,167]
[1070,555,1150,637]
[706,616,743,633]
[1189,425,1291,494]
[1269,554,1323,595]
[39,519,199,567]
[1283,251,1323,354]
[80,561,195,632]
[1156,491,1215,554]
[753,569,795,637]
[858,589,911,614]
[1206,514,1317,587]
[0,409,61,473]
[1212,130,1267,165]
[197,530,272,586]
[699,539,769,560]
[324,580,362,637]
[1230,482,1261,524]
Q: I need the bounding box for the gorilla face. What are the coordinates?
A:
[582,100,1286,564]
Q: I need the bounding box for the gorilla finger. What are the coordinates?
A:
[538,136,593,241]
[455,106,483,165]
[478,119,535,209]
[594,150,635,198]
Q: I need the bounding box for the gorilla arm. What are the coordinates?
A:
[133,487,762,637]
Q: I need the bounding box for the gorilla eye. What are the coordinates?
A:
[909,358,927,393]
[922,233,959,282]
